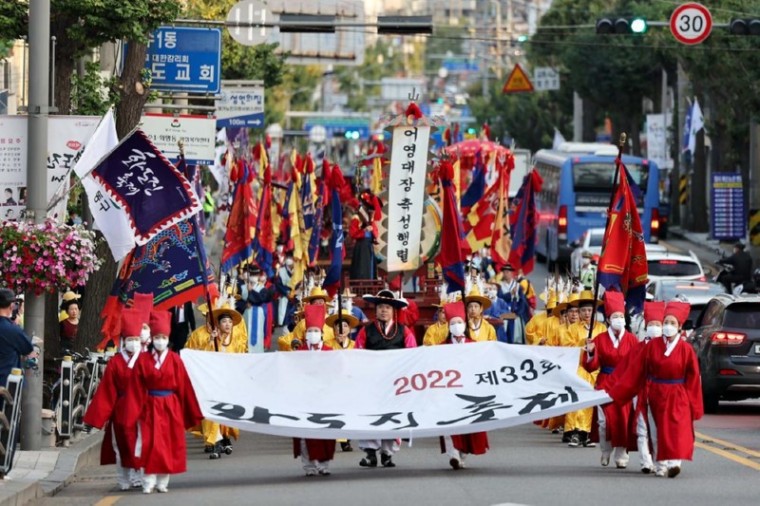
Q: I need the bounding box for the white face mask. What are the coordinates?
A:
[140,328,151,344]
[305,330,322,345]
[124,340,140,353]
[646,324,663,338]
[153,338,169,351]
[610,317,625,332]
[662,324,679,338]
[449,322,466,336]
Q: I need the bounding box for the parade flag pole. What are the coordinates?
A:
[179,140,219,351]
[586,132,626,346]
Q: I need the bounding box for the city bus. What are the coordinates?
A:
[533,143,661,270]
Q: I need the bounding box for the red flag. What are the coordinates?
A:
[491,153,515,268]
[221,160,257,272]
[508,169,543,275]
[437,160,468,294]
[597,160,648,312]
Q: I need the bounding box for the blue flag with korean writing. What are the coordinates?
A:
[91,129,201,245]
[323,164,346,290]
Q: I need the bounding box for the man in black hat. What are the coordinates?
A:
[717,242,753,292]
[354,289,416,468]
[0,288,34,387]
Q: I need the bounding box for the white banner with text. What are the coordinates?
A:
[182,342,610,440]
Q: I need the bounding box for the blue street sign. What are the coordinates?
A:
[711,173,746,241]
[140,27,222,94]
[442,60,479,72]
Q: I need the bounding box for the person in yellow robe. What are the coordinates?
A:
[561,290,607,448]
[278,286,336,351]
[325,308,360,452]
[464,286,497,342]
[423,305,451,346]
[185,303,248,459]
[525,291,553,346]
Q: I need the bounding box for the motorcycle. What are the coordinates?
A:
[714,256,760,294]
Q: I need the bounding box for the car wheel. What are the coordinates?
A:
[702,382,720,414]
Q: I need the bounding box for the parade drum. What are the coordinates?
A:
[377,196,442,269]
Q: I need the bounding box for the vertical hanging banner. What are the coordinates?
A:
[385,103,434,272]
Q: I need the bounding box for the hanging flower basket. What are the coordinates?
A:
[0,220,103,295]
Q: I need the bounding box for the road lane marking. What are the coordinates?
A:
[93,496,122,506]
[695,431,760,459]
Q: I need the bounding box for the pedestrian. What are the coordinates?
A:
[559,290,607,448]
[463,284,497,342]
[354,289,417,468]
[348,190,379,280]
[278,286,336,351]
[83,308,149,490]
[0,288,34,388]
[428,301,489,469]
[606,301,703,478]
[584,291,638,468]
[169,302,195,352]
[135,310,203,494]
[242,265,274,353]
[580,251,597,290]
[59,291,81,353]
[292,304,336,476]
[185,302,247,459]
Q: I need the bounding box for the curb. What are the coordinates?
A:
[0,432,101,506]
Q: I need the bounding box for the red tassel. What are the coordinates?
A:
[405,102,423,120]
[438,160,454,182]
[482,123,491,140]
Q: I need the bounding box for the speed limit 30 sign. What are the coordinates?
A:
[670,2,712,45]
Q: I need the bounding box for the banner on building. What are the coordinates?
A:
[181,342,610,439]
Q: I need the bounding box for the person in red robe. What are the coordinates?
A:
[433,300,490,470]
[605,301,703,479]
[136,310,203,494]
[584,291,638,469]
[83,308,150,490]
[291,304,336,476]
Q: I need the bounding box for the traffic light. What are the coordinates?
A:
[596,17,648,34]
[729,18,760,35]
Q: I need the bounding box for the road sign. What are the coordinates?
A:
[533,67,560,91]
[670,3,712,45]
[140,114,217,166]
[215,84,265,128]
[710,173,745,240]
[141,27,222,93]
[502,64,534,94]
[227,0,277,46]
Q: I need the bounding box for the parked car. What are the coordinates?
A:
[646,250,705,282]
[570,227,668,276]
[691,293,760,413]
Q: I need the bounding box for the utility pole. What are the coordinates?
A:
[21,0,50,451]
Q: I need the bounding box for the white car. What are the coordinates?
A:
[570,227,668,276]
[646,250,706,282]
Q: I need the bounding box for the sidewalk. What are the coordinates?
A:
[0,432,101,506]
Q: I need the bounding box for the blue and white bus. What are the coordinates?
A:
[533,143,661,270]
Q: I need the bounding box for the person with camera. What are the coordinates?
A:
[0,288,35,388]
[717,242,753,293]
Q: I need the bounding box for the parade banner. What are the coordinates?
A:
[182,342,610,439]
[386,124,430,271]
[0,115,99,221]
[91,129,202,245]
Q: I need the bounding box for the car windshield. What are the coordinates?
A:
[648,260,701,277]
[660,282,725,300]
[723,304,760,329]
[588,232,604,247]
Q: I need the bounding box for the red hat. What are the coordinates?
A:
[603,291,625,319]
[664,301,691,326]
[121,309,148,338]
[149,310,172,337]
[304,304,326,330]
[131,292,154,314]
[643,301,666,324]
[443,301,466,322]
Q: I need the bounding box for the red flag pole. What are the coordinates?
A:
[586,133,626,345]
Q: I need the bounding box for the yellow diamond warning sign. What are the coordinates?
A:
[502,64,534,94]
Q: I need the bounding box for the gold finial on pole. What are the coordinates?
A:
[618,132,627,149]
[178,139,185,157]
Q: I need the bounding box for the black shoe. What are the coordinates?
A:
[449,458,461,470]
[568,434,580,448]
[359,449,377,468]
[340,441,353,452]
[204,444,214,454]
[667,466,681,478]
[380,453,396,468]
[209,443,223,459]
[580,432,596,448]
[563,430,575,444]
[221,437,232,448]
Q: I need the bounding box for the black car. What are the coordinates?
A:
[691,294,760,413]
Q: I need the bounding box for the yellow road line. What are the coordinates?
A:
[695,431,760,459]
[695,442,760,471]
[93,496,122,506]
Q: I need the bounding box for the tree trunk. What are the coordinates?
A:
[54,49,75,115]
[77,41,151,349]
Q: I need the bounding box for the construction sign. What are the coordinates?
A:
[502,64,534,94]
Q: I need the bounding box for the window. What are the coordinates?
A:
[698,301,722,328]
[723,304,760,329]
[572,162,648,191]
[647,260,701,277]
